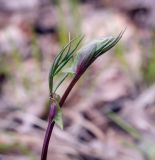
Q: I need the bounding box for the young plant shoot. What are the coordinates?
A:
[41,31,124,160]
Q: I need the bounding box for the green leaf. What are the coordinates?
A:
[72,43,96,71]
[72,31,124,75]
[48,35,84,94]
[53,101,63,129]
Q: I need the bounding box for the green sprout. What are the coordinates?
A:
[41,31,124,160]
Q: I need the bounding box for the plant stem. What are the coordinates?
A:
[41,105,56,160]
[60,75,80,106]
[41,121,55,160]
[41,74,82,160]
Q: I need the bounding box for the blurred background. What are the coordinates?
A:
[1,0,155,160]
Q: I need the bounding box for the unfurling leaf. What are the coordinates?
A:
[73,43,97,73]
[73,31,124,75]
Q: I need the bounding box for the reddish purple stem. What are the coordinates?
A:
[59,75,80,107]
[41,121,55,160]
[41,75,81,160]
[41,105,56,160]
